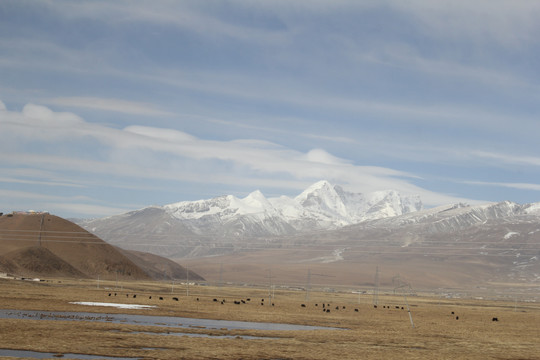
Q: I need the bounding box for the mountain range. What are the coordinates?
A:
[79,181,540,292]
[79,180,423,258]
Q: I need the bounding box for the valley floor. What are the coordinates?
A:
[0,277,539,359]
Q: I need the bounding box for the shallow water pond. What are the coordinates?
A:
[0,348,139,359]
[121,330,279,340]
[0,309,344,331]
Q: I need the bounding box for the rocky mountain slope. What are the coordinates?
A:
[182,200,540,291]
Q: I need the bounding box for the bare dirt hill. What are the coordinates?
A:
[5,245,87,278]
[0,212,203,281]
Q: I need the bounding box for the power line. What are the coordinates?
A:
[0,236,538,254]
[1,229,538,247]
[0,236,538,253]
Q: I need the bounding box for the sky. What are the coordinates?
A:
[1,0,540,219]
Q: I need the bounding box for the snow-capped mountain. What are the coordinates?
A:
[78,183,540,288]
[162,180,422,233]
[79,180,422,256]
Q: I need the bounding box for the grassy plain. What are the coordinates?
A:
[0,278,538,359]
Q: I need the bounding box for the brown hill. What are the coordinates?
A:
[0,212,203,281]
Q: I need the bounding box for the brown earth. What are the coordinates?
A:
[0,277,538,359]
[0,213,203,281]
[180,248,534,298]
[5,245,87,278]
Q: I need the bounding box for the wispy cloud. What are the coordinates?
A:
[47,202,134,217]
[0,189,132,216]
[0,101,468,208]
[472,151,540,167]
[43,97,174,117]
[2,1,540,216]
[390,0,540,48]
[0,176,84,188]
[463,181,540,192]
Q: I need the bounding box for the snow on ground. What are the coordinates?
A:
[70,302,156,309]
[301,248,347,263]
[504,232,520,239]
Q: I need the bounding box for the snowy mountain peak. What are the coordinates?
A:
[295,180,334,201]
[129,181,424,234]
[244,189,266,202]
[239,190,275,215]
[294,180,348,221]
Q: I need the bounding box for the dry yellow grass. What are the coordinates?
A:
[0,277,539,359]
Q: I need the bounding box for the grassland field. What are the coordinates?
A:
[0,277,538,359]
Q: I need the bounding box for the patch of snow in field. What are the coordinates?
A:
[70,302,156,309]
[504,232,519,239]
[301,248,347,263]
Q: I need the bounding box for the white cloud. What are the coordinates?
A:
[0,190,130,216]
[304,149,351,165]
[48,202,133,217]
[22,103,84,126]
[0,176,84,188]
[123,126,196,142]
[44,97,174,117]
[390,0,540,48]
[39,0,288,44]
[472,151,540,167]
[0,101,477,208]
[463,181,540,192]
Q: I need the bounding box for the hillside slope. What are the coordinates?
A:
[0,212,203,281]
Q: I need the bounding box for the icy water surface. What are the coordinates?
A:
[0,349,139,359]
[0,309,343,331]
[0,308,342,358]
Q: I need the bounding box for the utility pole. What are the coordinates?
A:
[186,265,189,297]
[403,292,415,329]
[266,268,275,305]
[373,266,379,306]
[268,268,273,305]
[305,269,311,301]
[305,269,335,301]
[394,279,415,329]
[38,214,45,247]
[218,262,223,287]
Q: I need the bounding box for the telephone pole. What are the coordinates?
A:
[373,266,380,306]
[38,214,45,247]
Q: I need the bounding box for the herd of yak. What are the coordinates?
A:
[107,292,500,322]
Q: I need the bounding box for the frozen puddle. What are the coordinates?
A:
[0,309,344,331]
[119,330,279,340]
[70,302,156,309]
[0,349,138,359]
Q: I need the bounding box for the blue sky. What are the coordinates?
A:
[1,0,540,218]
